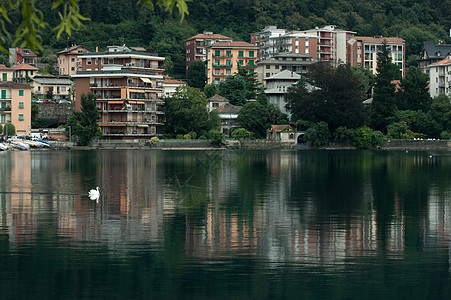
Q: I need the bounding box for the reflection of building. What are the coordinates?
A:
[0,82,32,135]
[72,45,165,140]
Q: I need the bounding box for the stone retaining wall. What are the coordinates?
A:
[382,139,451,150]
[36,103,72,123]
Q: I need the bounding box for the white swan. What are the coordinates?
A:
[88,187,100,202]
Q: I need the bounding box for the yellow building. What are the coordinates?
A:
[0,82,32,136]
[206,41,258,85]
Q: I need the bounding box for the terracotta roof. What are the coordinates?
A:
[267,124,294,133]
[210,41,257,48]
[10,63,39,71]
[0,82,32,89]
[56,45,92,55]
[428,57,451,67]
[354,36,405,43]
[0,64,11,70]
[186,33,232,41]
[18,48,37,57]
[163,76,185,85]
[208,94,230,102]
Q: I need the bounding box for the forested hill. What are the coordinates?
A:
[32,0,451,78]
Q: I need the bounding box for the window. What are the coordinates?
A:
[2,73,6,81]
[1,90,5,99]
[226,69,231,75]
[62,87,66,92]
[71,58,75,62]
[215,60,220,66]
[19,90,24,96]
[215,69,220,75]
[249,51,254,58]
[226,60,231,66]
[87,59,92,65]
[266,65,270,69]
[19,102,24,109]
[226,50,231,57]
[213,103,219,108]
[238,51,243,57]
[275,65,280,69]
[71,67,75,71]
[19,114,24,121]
[266,73,270,77]
[215,50,220,57]
[249,60,254,66]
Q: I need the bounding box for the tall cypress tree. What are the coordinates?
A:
[370,42,397,132]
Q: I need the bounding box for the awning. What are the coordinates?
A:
[135,101,145,104]
[108,100,124,104]
[138,124,149,128]
[128,100,137,104]
[141,77,152,83]
[129,89,145,93]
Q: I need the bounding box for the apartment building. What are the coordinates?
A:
[427,55,450,98]
[0,82,32,136]
[56,45,92,76]
[31,76,74,101]
[347,36,406,77]
[264,70,300,116]
[206,41,258,85]
[257,53,314,86]
[162,76,186,98]
[0,64,13,82]
[252,25,354,65]
[10,63,39,84]
[185,32,233,71]
[72,45,165,140]
[8,48,37,67]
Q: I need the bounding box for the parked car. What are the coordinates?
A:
[43,99,56,104]
[58,99,71,104]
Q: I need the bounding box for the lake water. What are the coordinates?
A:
[0,149,450,299]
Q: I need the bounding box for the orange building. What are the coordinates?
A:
[72,45,165,140]
[206,41,258,85]
[0,82,32,136]
[56,45,92,76]
[185,32,233,71]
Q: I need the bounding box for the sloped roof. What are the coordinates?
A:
[267,125,294,133]
[163,76,185,85]
[0,64,11,70]
[266,70,301,80]
[186,33,232,41]
[354,36,405,43]
[18,48,37,57]
[210,41,257,48]
[208,94,230,102]
[56,45,92,55]
[32,76,73,85]
[428,57,451,67]
[0,82,32,89]
[10,63,39,71]
[422,41,451,60]
[216,103,241,114]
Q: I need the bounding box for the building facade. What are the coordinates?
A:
[0,82,32,136]
[10,63,39,84]
[0,64,13,82]
[418,41,451,72]
[257,53,314,86]
[427,55,451,98]
[347,36,406,77]
[162,76,186,98]
[264,70,301,116]
[206,41,258,85]
[8,48,37,66]
[185,32,233,71]
[56,45,92,76]
[31,76,74,101]
[72,45,165,140]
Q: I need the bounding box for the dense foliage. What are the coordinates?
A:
[2,0,448,79]
[65,93,101,145]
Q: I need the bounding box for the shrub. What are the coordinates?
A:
[176,134,184,139]
[305,122,330,148]
[440,131,451,139]
[188,131,197,139]
[209,130,224,145]
[352,126,384,148]
[150,136,160,146]
[184,133,192,140]
[231,128,251,140]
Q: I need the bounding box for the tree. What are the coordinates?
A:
[3,122,15,136]
[0,0,189,54]
[218,66,258,106]
[285,62,366,131]
[186,60,206,89]
[305,121,330,148]
[164,85,211,134]
[397,67,431,112]
[204,83,218,99]
[65,93,100,145]
[231,128,251,140]
[370,42,397,132]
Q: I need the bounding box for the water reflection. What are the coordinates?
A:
[0,150,450,298]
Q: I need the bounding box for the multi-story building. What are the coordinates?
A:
[427,55,450,98]
[31,76,74,101]
[162,76,186,98]
[0,81,32,136]
[56,45,92,76]
[185,32,233,71]
[8,48,38,66]
[418,41,451,72]
[347,36,406,77]
[264,70,301,116]
[0,64,13,82]
[72,45,165,140]
[206,41,258,85]
[252,25,354,65]
[10,63,39,84]
[256,53,314,86]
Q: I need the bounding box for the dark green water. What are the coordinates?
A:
[0,149,450,299]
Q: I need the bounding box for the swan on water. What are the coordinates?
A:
[88,187,100,202]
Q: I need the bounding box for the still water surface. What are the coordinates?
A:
[0,149,450,299]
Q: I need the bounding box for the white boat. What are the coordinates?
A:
[0,143,8,151]
[10,140,30,150]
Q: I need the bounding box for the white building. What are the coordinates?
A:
[264,70,301,116]
[427,55,451,98]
